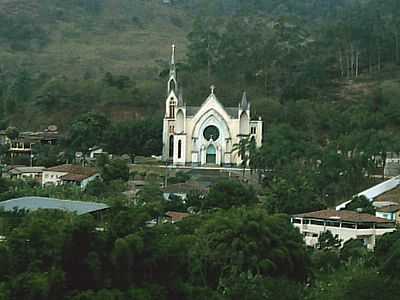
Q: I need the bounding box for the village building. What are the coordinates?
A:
[42,164,99,190]
[375,205,400,224]
[162,45,263,167]
[7,166,45,182]
[0,126,59,158]
[291,209,395,250]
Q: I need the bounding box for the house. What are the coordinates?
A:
[0,126,59,158]
[42,164,99,190]
[291,209,396,250]
[376,205,400,224]
[8,166,45,182]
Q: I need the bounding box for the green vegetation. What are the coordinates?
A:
[0,177,399,299]
[2,0,400,299]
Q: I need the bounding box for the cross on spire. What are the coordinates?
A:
[210,85,215,95]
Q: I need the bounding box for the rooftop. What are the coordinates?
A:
[375,186,400,204]
[0,196,109,215]
[186,106,239,118]
[294,209,393,224]
[376,205,400,213]
[9,166,45,174]
[45,164,98,177]
[165,211,190,222]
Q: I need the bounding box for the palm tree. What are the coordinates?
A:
[233,137,250,177]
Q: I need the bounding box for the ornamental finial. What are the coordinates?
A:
[210,84,215,95]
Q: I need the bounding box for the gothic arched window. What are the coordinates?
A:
[169,100,176,118]
[178,140,182,159]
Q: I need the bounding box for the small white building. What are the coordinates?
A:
[8,166,45,182]
[42,164,99,190]
[291,209,396,250]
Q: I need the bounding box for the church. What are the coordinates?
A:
[162,45,263,167]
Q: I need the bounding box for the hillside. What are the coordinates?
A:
[1,0,400,131]
[0,0,189,77]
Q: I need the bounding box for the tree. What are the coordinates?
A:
[265,175,325,215]
[205,179,257,209]
[232,137,250,177]
[345,195,375,215]
[66,112,110,155]
[98,157,130,182]
[317,230,342,250]
[190,207,310,293]
[5,126,19,140]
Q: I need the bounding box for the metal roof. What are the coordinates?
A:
[0,196,109,215]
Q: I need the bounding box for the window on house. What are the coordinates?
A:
[342,223,356,229]
[251,127,256,134]
[310,220,324,226]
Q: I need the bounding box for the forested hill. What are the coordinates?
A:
[0,0,400,130]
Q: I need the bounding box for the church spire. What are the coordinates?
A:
[170,44,176,75]
[168,44,178,93]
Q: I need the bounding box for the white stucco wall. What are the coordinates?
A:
[42,171,67,186]
[292,219,395,250]
[162,92,263,167]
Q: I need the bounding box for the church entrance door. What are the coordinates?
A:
[206,145,216,164]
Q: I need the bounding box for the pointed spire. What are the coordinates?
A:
[241,91,249,109]
[168,44,178,93]
[170,44,176,75]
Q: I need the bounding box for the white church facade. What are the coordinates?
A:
[162,45,263,167]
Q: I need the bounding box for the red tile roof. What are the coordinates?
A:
[165,211,190,223]
[294,209,393,224]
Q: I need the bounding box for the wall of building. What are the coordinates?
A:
[292,220,395,250]
[42,171,67,186]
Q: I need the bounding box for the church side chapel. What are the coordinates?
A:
[162,45,263,167]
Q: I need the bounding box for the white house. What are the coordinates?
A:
[291,209,396,250]
[162,45,263,167]
[8,166,45,182]
[42,164,99,190]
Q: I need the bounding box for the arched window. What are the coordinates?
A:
[169,135,174,158]
[169,79,176,92]
[178,140,182,159]
[169,101,175,118]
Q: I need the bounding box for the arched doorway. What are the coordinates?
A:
[206,144,216,164]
